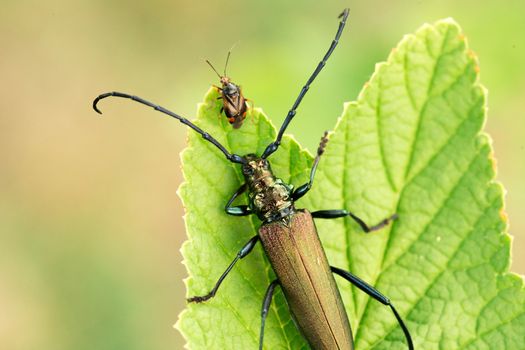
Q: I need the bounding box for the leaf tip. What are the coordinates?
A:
[435,17,461,28]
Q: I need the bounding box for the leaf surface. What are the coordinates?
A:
[177,19,524,349]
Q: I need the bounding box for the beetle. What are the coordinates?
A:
[207,49,250,128]
[92,8,414,350]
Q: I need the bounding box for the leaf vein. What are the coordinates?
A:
[366,173,498,349]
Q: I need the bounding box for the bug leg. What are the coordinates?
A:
[331,266,414,350]
[292,131,329,201]
[245,98,254,109]
[217,106,223,120]
[245,98,255,115]
[187,235,259,303]
[311,210,397,233]
[262,9,349,159]
[259,279,280,350]
[243,100,255,126]
[225,183,253,216]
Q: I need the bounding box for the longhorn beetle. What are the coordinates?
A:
[93,9,414,350]
[207,49,250,129]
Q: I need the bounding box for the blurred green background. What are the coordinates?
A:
[1,0,523,349]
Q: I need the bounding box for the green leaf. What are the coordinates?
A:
[176,90,312,349]
[176,19,524,349]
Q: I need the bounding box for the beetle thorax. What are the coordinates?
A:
[242,155,294,222]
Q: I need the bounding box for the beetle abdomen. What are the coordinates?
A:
[258,209,353,350]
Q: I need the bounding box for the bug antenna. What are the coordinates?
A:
[92,91,246,165]
[224,51,231,77]
[261,8,350,159]
[224,41,238,76]
[206,59,222,78]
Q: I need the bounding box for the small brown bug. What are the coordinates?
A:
[206,51,250,129]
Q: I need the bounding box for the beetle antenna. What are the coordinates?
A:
[206,60,222,79]
[261,8,350,159]
[92,91,245,164]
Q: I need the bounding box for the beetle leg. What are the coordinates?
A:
[311,210,397,233]
[331,266,414,350]
[259,279,280,350]
[187,235,259,303]
[292,131,329,201]
[225,183,253,216]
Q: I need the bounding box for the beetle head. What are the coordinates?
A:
[242,154,271,182]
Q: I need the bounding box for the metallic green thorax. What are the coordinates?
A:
[242,154,295,223]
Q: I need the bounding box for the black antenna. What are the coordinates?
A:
[262,8,350,159]
[206,60,222,79]
[92,92,245,164]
